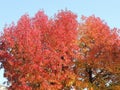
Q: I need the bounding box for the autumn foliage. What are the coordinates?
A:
[76,16,120,89]
[0,10,120,90]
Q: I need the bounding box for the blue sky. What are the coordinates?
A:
[0,0,120,86]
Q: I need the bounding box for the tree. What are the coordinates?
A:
[0,10,78,90]
[75,15,120,89]
[0,10,120,90]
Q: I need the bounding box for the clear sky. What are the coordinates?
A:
[0,0,120,86]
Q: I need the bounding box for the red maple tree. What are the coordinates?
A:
[0,11,120,90]
[0,10,78,90]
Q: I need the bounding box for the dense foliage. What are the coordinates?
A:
[0,10,120,90]
[76,16,120,89]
